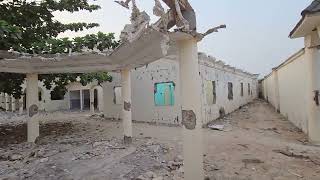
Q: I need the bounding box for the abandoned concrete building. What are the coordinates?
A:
[0,82,103,113]
[2,0,320,179]
[1,52,258,126]
[262,0,320,144]
[103,53,258,125]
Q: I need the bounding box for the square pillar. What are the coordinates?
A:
[26,73,39,143]
[5,93,9,111]
[178,38,204,180]
[11,95,16,112]
[80,90,84,111]
[90,88,95,114]
[121,69,132,144]
[19,95,24,115]
[0,93,4,109]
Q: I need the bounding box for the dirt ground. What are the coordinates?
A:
[0,99,320,180]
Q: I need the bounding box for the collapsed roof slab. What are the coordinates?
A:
[0,30,190,74]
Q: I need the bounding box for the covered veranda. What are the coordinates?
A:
[0,30,205,180]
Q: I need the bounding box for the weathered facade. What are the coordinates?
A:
[103,52,258,125]
[262,0,320,144]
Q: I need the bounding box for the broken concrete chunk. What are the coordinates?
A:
[39,157,49,163]
[208,124,224,131]
[145,171,157,178]
[242,158,264,164]
[174,155,183,163]
[9,154,23,161]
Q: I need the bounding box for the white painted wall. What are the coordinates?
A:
[199,57,258,125]
[262,49,310,133]
[103,53,258,125]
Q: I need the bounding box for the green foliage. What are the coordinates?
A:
[0,20,22,49]
[31,32,119,54]
[0,73,25,99]
[0,0,100,51]
[0,0,118,99]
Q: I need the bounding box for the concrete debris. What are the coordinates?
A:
[242,158,264,164]
[136,171,164,180]
[273,148,309,159]
[9,154,23,161]
[273,147,320,166]
[167,161,181,170]
[288,170,303,178]
[39,157,49,163]
[208,124,224,131]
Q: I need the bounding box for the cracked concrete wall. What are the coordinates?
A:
[200,62,258,125]
[262,50,309,133]
[102,60,181,124]
[102,57,258,125]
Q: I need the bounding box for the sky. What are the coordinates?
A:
[54,0,313,77]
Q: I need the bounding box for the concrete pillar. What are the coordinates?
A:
[121,69,132,144]
[90,88,95,114]
[26,73,39,142]
[178,38,204,180]
[19,95,24,115]
[305,31,320,144]
[5,93,9,111]
[68,90,71,110]
[80,90,83,111]
[0,93,4,109]
[11,95,16,112]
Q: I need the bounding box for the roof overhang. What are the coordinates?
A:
[0,31,192,74]
[290,12,320,38]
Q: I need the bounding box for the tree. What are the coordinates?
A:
[0,0,119,99]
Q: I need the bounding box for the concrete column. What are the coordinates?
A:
[178,38,204,180]
[68,90,71,110]
[306,30,320,144]
[5,93,9,111]
[26,73,39,142]
[90,88,95,114]
[80,90,83,111]
[0,93,4,109]
[11,95,16,112]
[121,69,132,144]
[19,95,24,115]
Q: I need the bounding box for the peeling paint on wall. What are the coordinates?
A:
[124,101,131,111]
[182,110,196,130]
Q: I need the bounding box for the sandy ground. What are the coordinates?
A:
[0,99,320,180]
